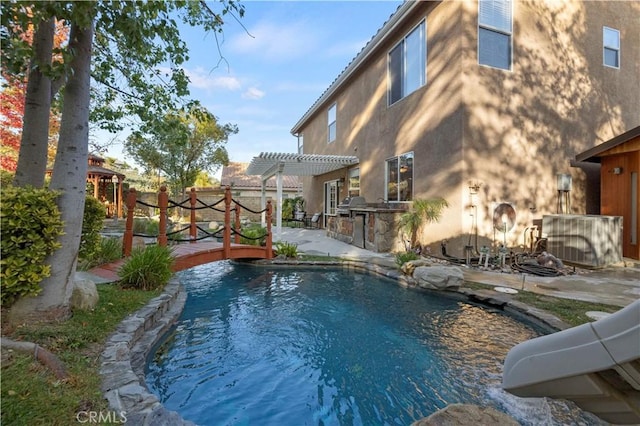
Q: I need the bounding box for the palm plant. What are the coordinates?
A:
[399,197,449,250]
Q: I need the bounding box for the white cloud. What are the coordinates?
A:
[242,87,265,100]
[184,67,242,91]
[229,20,320,61]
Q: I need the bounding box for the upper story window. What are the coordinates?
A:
[478,0,512,70]
[388,21,426,106]
[297,133,304,154]
[385,152,413,202]
[328,103,337,143]
[603,26,620,68]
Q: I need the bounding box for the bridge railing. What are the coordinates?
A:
[123,186,273,259]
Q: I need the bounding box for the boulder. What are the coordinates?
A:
[71,278,99,311]
[208,221,220,230]
[400,259,433,276]
[413,265,463,290]
[132,236,146,250]
[412,404,519,425]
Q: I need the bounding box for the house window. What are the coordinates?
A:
[603,26,620,68]
[297,133,304,154]
[478,0,512,70]
[328,103,337,143]
[388,21,426,105]
[324,180,338,215]
[348,168,360,197]
[385,152,413,202]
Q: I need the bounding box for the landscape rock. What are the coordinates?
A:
[400,259,433,276]
[132,236,146,250]
[411,403,519,426]
[413,265,463,290]
[71,278,99,311]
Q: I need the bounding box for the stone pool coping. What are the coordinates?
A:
[99,259,570,424]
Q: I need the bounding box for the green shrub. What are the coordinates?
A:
[133,218,148,234]
[132,217,160,236]
[79,196,107,261]
[98,237,123,262]
[1,185,64,306]
[0,170,14,187]
[394,251,420,267]
[118,244,174,290]
[146,218,160,235]
[274,241,298,258]
[78,237,122,271]
[282,198,296,220]
[239,223,267,246]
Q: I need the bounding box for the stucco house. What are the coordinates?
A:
[220,161,301,199]
[207,162,301,222]
[289,0,639,259]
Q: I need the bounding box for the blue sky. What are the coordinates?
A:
[101,1,403,176]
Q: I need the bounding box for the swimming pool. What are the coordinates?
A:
[145,262,603,425]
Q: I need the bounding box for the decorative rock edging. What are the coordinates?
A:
[100,259,569,425]
[100,279,195,425]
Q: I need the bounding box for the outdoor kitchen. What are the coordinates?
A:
[326,196,408,252]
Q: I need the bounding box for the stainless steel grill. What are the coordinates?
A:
[336,196,367,215]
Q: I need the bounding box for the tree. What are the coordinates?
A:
[9,3,96,322]
[0,76,25,172]
[125,105,236,198]
[2,1,244,322]
[194,170,217,187]
[0,16,66,175]
[399,197,449,250]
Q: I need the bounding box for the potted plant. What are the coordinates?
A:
[293,197,306,220]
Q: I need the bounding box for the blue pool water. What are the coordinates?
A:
[145,262,602,426]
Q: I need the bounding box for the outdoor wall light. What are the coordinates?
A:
[556,173,572,192]
[612,167,623,175]
[468,180,482,194]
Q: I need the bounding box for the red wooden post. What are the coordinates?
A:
[123,188,137,257]
[158,186,168,247]
[266,200,273,259]
[234,204,241,244]
[223,186,232,258]
[190,187,197,243]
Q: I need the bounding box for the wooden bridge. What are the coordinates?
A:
[91,186,274,281]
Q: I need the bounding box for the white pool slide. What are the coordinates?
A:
[502,300,640,424]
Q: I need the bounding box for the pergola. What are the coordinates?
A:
[246,152,359,237]
[86,155,125,218]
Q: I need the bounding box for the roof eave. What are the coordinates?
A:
[290,1,421,135]
[575,125,640,163]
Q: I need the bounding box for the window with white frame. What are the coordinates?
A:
[385,152,413,202]
[388,21,426,106]
[603,26,620,68]
[348,168,360,197]
[297,133,304,154]
[478,0,512,70]
[328,103,337,143]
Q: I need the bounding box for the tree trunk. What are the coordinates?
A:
[13,17,55,188]
[9,19,95,324]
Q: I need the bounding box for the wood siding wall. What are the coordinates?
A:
[601,149,640,259]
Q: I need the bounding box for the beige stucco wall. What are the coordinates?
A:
[460,0,640,255]
[298,0,640,257]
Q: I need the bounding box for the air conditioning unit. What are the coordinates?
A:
[542,215,623,268]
